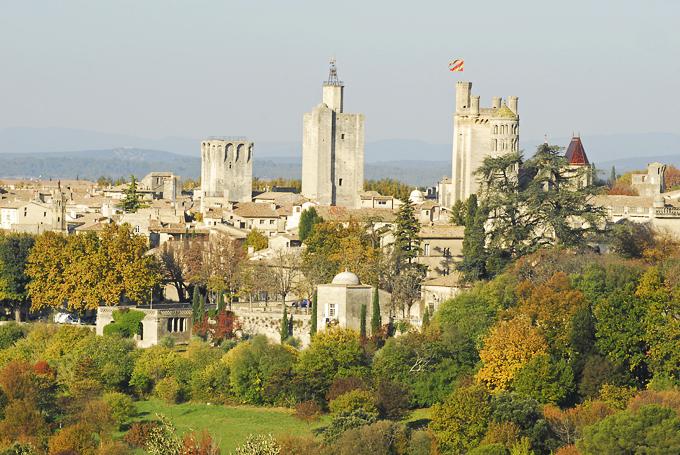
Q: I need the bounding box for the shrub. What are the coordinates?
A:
[375,380,410,420]
[468,444,508,455]
[103,309,145,338]
[47,422,98,455]
[145,415,182,455]
[129,345,184,395]
[96,440,131,455]
[181,430,221,455]
[233,434,280,455]
[326,376,367,402]
[277,435,322,455]
[123,421,160,448]
[333,420,408,455]
[322,409,379,443]
[407,430,434,455]
[102,391,136,428]
[0,323,25,350]
[154,377,181,404]
[598,384,637,410]
[0,443,37,455]
[294,400,321,424]
[329,389,378,416]
[554,446,580,455]
[159,336,176,348]
[190,362,231,404]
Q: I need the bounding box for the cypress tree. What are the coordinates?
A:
[458,194,488,282]
[422,306,430,328]
[310,291,318,336]
[217,291,225,313]
[198,294,205,320]
[610,166,617,187]
[371,287,381,336]
[280,307,289,342]
[288,311,294,338]
[359,304,367,339]
[394,198,421,269]
[191,287,201,323]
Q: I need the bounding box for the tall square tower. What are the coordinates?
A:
[302,60,364,208]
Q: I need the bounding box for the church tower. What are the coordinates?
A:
[302,59,365,208]
[449,82,519,204]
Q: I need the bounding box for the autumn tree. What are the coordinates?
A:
[204,235,244,305]
[269,249,301,307]
[0,233,35,321]
[245,228,268,252]
[27,224,161,312]
[476,316,549,391]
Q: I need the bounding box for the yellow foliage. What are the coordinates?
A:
[476,316,548,391]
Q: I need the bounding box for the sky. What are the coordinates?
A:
[1,0,679,146]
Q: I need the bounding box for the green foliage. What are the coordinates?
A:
[371,287,381,336]
[511,355,575,406]
[154,376,182,403]
[332,420,409,455]
[103,309,145,338]
[295,329,368,403]
[190,360,231,403]
[129,345,186,395]
[322,408,379,443]
[359,304,367,339]
[459,194,489,281]
[329,389,378,416]
[489,393,555,454]
[192,286,202,324]
[469,444,509,455]
[310,291,317,336]
[0,323,25,350]
[120,174,142,213]
[225,335,296,406]
[449,198,468,225]
[608,220,654,258]
[364,178,412,200]
[430,385,492,454]
[245,228,269,252]
[298,207,323,243]
[280,307,289,343]
[234,433,281,455]
[0,233,35,321]
[393,199,421,269]
[102,391,135,428]
[578,405,680,454]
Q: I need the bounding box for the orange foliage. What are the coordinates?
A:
[481,421,520,446]
[0,399,49,448]
[0,361,38,400]
[607,184,638,196]
[47,422,98,455]
[555,445,581,455]
[627,389,680,414]
[181,430,221,455]
[665,165,680,190]
[543,401,613,445]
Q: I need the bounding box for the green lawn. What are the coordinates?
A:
[132,399,330,452]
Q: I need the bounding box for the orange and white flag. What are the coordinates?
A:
[448,59,464,72]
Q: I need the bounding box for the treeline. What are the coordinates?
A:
[364,178,414,200]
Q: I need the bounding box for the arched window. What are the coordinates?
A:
[493,125,498,134]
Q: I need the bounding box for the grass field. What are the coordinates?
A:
[131,399,330,452]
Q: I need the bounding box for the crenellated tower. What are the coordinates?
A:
[200,138,253,206]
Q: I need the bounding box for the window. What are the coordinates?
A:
[269,219,275,224]
[338,178,343,186]
[259,219,264,224]
[341,133,345,139]
[424,244,430,256]
[43,212,46,217]
[329,303,336,318]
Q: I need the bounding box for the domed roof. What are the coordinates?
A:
[332,271,360,285]
[409,188,425,203]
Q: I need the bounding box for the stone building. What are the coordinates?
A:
[316,271,391,335]
[96,305,192,348]
[631,163,666,197]
[302,59,365,208]
[140,172,181,200]
[201,138,254,209]
[563,136,593,188]
[443,81,519,205]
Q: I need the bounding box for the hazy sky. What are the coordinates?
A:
[1,0,679,146]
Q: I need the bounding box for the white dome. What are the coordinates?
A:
[332,271,360,285]
[409,188,425,203]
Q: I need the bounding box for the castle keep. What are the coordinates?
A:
[302,60,365,208]
[200,138,253,207]
[448,81,519,204]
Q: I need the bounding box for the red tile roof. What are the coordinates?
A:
[565,136,590,165]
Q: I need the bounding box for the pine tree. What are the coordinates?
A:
[458,194,488,282]
[422,306,430,328]
[393,199,421,270]
[191,287,201,323]
[310,290,318,336]
[280,307,289,342]
[217,291,225,313]
[120,175,141,213]
[359,304,367,339]
[371,287,381,336]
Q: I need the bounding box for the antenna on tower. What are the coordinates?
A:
[325,57,342,86]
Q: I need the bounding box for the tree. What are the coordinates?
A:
[192,287,202,323]
[310,290,318,336]
[216,291,225,312]
[363,178,412,200]
[609,166,616,187]
[458,194,488,282]
[476,316,549,391]
[371,287,381,336]
[26,224,161,312]
[511,355,575,405]
[393,199,420,270]
[158,241,189,301]
[577,405,680,454]
[103,309,145,338]
[608,220,655,259]
[392,267,423,318]
[298,207,323,243]
[430,385,492,454]
[245,228,268,252]
[269,249,300,307]
[0,233,35,322]
[280,307,289,343]
[120,175,142,213]
[358,304,367,339]
[205,235,244,305]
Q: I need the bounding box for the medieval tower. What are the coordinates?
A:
[200,138,253,208]
[449,81,519,204]
[302,59,365,208]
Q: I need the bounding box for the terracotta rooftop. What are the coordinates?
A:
[565,136,590,166]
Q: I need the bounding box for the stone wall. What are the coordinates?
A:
[232,306,312,347]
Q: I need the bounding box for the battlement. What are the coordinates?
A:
[455,81,518,117]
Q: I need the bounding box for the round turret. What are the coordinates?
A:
[331,271,360,285]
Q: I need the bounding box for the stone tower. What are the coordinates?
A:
[302,59,365,208]
[200,138,253,206]
[449,81,519,204]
